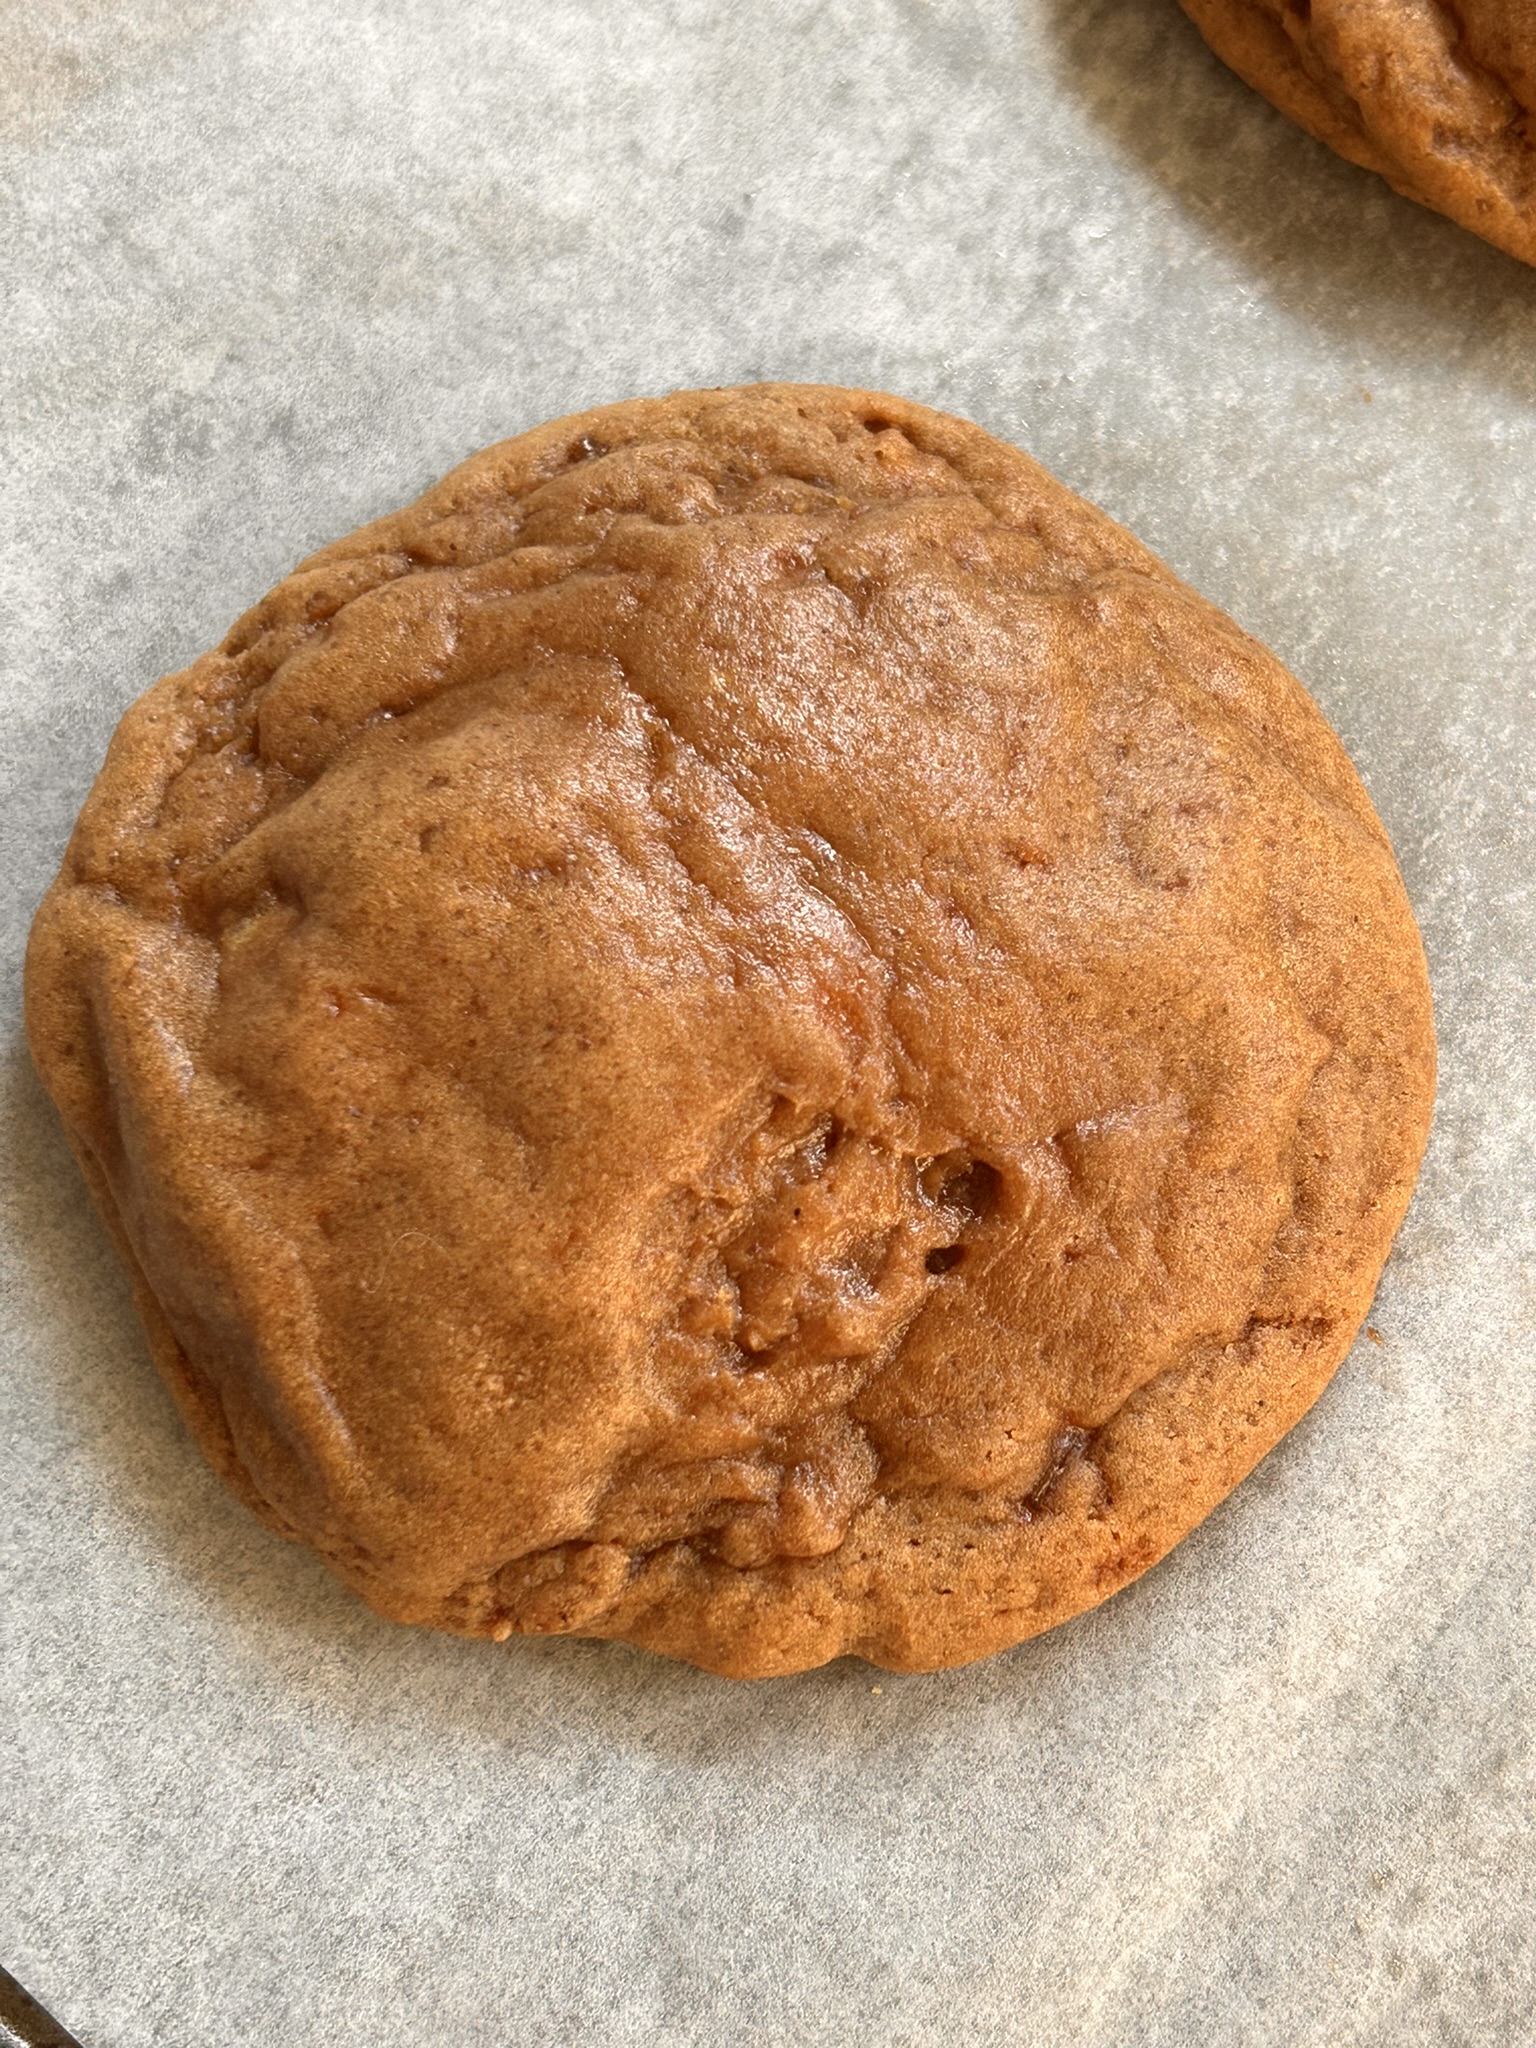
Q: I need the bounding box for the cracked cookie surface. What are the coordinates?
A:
[24,384,1436,1675]
[1178,0,1536,266]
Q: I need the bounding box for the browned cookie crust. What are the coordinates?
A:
[1177,0,1536,267]
[25,385,1435,1677]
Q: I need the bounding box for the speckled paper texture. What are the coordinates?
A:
[3,3,1533,2043]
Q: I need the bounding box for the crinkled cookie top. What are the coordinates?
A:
[25,385,1435,1675]
[1180,0,1536,267]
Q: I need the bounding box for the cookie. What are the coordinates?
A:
[25,384,1435,1676]
[1177,0,1536,267]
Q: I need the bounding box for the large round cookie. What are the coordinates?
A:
[1177,0,1536,267]
[25,384,1435,1677]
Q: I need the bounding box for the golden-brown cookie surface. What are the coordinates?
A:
[25,385,1435,1676]
[1177,0,1536,267]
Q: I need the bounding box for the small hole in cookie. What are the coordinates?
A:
[863,414,894,434]
[570,435,609,463]
[938,1158,999,1221]
[926,1245,963,1275]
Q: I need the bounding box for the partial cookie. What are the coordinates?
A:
[1177,0,1536,267]
[25,384,1435,1677]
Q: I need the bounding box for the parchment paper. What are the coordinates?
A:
[3,3,1533,2042]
